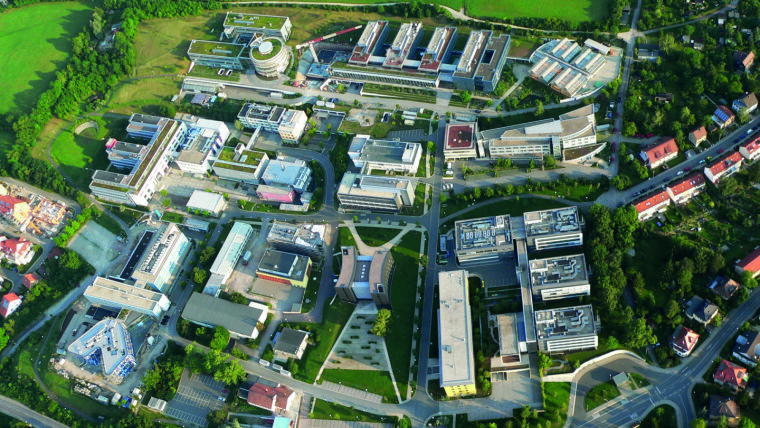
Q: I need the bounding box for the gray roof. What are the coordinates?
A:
[182,292,266,337]
[274,328,309,355]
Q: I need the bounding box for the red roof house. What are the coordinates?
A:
[740,133,760,162]
[666,173,705,204]
[0,293,21,318]
[671,325,699,357]
[640,137,679,169]
[704,151,743,184]
[689,126,707,146]
[246,382,294,412]
[0,236,34,265]
[23,273,39,290]
[736,246,760,279]
[714,359,748,390]
[633,189,671,221]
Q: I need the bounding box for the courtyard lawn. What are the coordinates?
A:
[0,2,93,114]
[355,226,402,247]
[311,399,396,423]
[319,370,398,403]
[542,382,571,428]
[584,381,620,411]
[386,231,423,400]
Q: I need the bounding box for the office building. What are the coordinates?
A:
[444,122,479,160]
[266,221,326,261]
[277,110,308,143]
[454,215,512,263]
[418,27,457,73]
[529,254,590,301]
[383,22,423,68]
[212,145,269,184]
[438,270,476,397]
[334,246,394,307]
[349,20,389,65]
[222,12,292,41]
[256,185,295,204]
[174,117,229,175]
[256,249,312,288]
[328,61,440,88]
[739,134,760,163]
[237,103,308,143]
[736,246,760,279]
[666,173,705,204]
[452,30,489,92]
[182,292,268,339]
[130,223,190,292]
[187,40,249,70]
[126,113,163,139]
[705,152,743,184]
[337,173,415,212]
[105,140,148,170]
[67,318,136,378]
[523,207,583,251]
[90,118,188,206]
[186,190,227,216]
[205,222,254,296]
[633,190,671,221]
[640,137,678,169]
[348,136,422,174]
[84,277,171,318]
[529,38,607,97]
[260,157,312,194]
[534,305,600,353]
[473,33,511,93]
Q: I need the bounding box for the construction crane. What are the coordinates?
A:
[296,25,363,64]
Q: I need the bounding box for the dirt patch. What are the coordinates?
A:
[69,221,120,271]
[347,108,376,128]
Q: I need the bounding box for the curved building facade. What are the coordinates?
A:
[250,37,290,77]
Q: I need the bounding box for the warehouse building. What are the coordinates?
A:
[523,207,583,251]
[256,249,312,288]
[174,117,229,176]
[337,173,415,212]
[534,305,600,353]
[205,222,254,297]
[266,221,326,261]
[334,246,394,307]
[454,215,512,263]
[90,118,188,206]
[130,222,190,292]
[182,292,269,339]
[84,277,171,318]
[186,190,227,216]
[529,254,590,301]
[212,144,269,184]
[438,270,476,397]
[348,136,422,174]
[222,12,292,42]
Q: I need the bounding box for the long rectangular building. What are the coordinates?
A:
[266,221,326,261]
[337,173,415,212]
[212,145,269,184]
[130,222,190,292]
[438,270,476,397]
[223,12,292,41]
[383,22,423,68]
[256,249,312,288]
[454,215,512,263]
[529,254,590,301]
[329,61,440,88]
[534,305,599,353]
[348,136,422,174]
[175,117,229,176]
[205,222,254,296]
[237,103,308,143]
[187,40,249,70]
[418,27,457,74]
[182,292,268,339]
[523,207,583,251]
[84,277,171,318]
[350,20,389,65]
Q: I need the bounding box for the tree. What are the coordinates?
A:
[371,309,392,336]
[0,328,9,353]
[623,121,637,137]
[534,99,545,116]
[209,326,230,351]
[228,292,247,305]
[626,318,657,349]
[192,267,208,285]
[214,360,247,385]
[460,91,471,103]
[665,299,680,320]
[710,252,725,275]
[738,107,750,124]
[741,270,758,289]
[543,155,557,168]
[741,418,757,428]
[538,352,552,372]
[690,419,706,428]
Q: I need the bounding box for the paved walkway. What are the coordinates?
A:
[320,381,385,404]
[343,220,422,256]
[300,420,394,428]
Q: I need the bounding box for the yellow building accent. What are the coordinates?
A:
[443,383,477,397]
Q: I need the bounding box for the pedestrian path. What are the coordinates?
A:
[319,381,385,403]
[300,420,394,428]
[343,220,421,256]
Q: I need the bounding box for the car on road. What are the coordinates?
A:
[613,127,618,133]
[160,315,170,326]
[611,156,615,162]
[684,166,691,171]
[718,149,724,154]
[676,170,684,176]
[611,142,616,150]
[699,159,706,165]
[474,109,482,113]
[647,133,654,138]
[632,191,640,196]
[616,112,620,118]
[618,96,622,103]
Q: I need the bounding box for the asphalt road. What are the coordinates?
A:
[0,395,69,428]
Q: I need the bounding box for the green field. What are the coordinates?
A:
[320,370,398,403]
[467,0,609,22]
[0,2,93,114]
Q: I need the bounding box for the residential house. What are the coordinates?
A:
[245,381,295,412]
[22,273,39,290]
[688,126,707,146]
[671,325,699,357]
[666,173,705,204]
[713,359,748,390]
[716,13,727,25]
[684,296,719,325]
[710,276,740,300]
[640,137,679,169]
[0,236,34,265]
[704,152,743,184]
[733,331,760,367]
[655,93,674,103]
[734,51,755,72]
[732,93,758,114]
[0,196,30,225]
[708,395,741,425]
[692,40,705,51]
[736,246,760,279]
[272,328,309,361]
[633,190,671,221]
[0,293,21,318]
[638,43,660,60]
[739,135,760,163]
[712,105,736,129]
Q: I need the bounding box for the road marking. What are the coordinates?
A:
[592,413,600,419]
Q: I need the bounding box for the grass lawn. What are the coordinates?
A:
[290,300,355,383]
[108,76,181,115]
[541,382,571,428]
[385,231,423,400]
[0,2,93,114]
[440,197,569,227]
[301,264,322,313]
[629,373,650,389]
[0,130,14,157]
[467,0,610,22]
[355,226,402,247]
[449,93,470,108]
[50,124,111,189]
[584,381,620,411]
[310,399,397,423]
[641,404,676,427]
[94,213,126,237]
[362,84,436,104]
[106,205,147,227]
[337,227,357,248]
[319,370,398,403]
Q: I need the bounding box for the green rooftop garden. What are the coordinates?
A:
[216,147,265,166]
[224,13,288,29]
[251,39,284,61]
[188,40,245,58]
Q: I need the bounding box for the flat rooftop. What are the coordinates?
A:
[350,20,387,64]
[475,34,510,82]
[210,222,252,275]
[223,12,289,29]
[257,249,310,281]
[383,22,423,67]
[338,173,413,196]
[419,27,456,72]
[67,318,135,376]
[188,40,246,58]
[438,270,475,388]
[496,313,520,356]
[454,215,512,252]
[351,137,419,165]
[267,221,325,249]
[454,30,490,79]
[120,230,155,280]
[523,207,581,237]
[534,305,597,340]
[529,254,588,288]
[445,123,476,150]
[182,292,267,338]
[85,276,167,312]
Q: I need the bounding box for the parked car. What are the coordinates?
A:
[718,148,724,154]
[616,112,620,118]
[684,166,691,171]
[676,170,684,176]
[699,159,706,165]
[613,127,618,133]
[647,133,654,138]
[611,156,615,162]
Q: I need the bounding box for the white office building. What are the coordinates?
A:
[204,222,254,296]
[84,277,171,318]
[348,136,422,174]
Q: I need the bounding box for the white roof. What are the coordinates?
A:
[210,222,253,276]
[186,191,226,212]
[438,270,476,388]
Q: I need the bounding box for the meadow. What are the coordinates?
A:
[0,2,93,114]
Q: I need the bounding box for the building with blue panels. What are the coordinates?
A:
[130,222,190,292]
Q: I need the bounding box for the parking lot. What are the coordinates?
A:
[165,371,226,427]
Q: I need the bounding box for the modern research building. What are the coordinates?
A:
[454,215,512,264]
[523,207,583,251]
[529,254,590,301]
[534,305,600,353]
[334,246,394,308]
[84,277,171,318]
[348,135,422,174]
[337,174,415,212]
[438,270,476,397]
